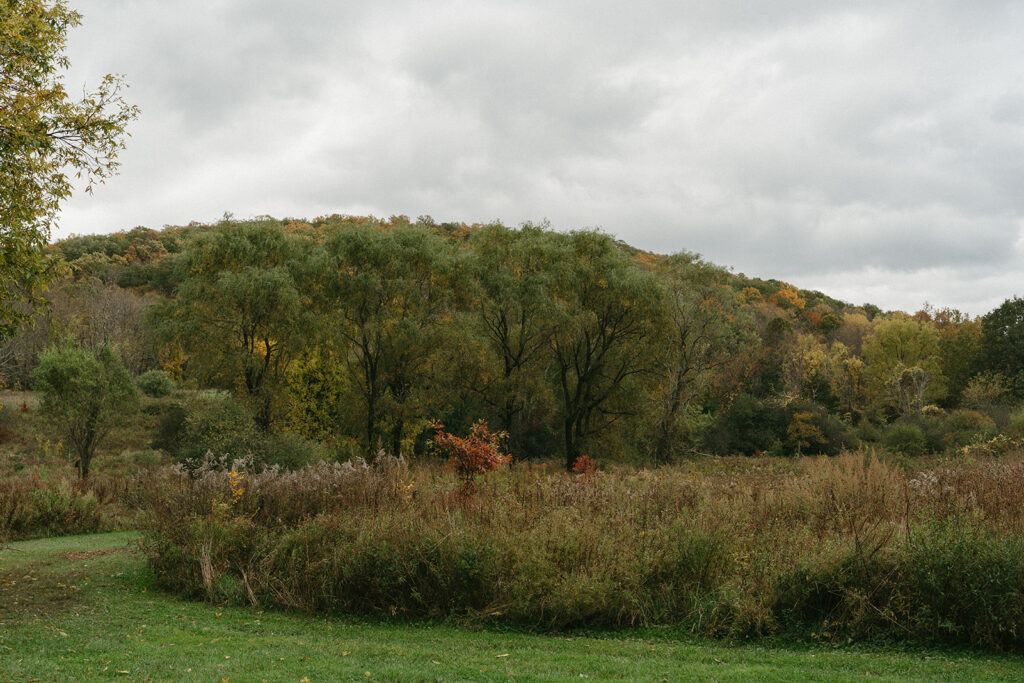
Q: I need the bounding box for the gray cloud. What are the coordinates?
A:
[57,0,1024,315]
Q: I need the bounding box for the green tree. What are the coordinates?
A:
[468,223,559,457]
[647,251,749,463]
[160,220,311,429]
[1,0,138,338]
[980,297,1024,398]
[548,231,661,470]
[33,340,138,478]
[862,317,945,416]
[319,223,456,458]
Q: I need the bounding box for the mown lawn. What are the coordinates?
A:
[2,532,1022,681]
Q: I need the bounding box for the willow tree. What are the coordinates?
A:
[320,223,456,458]
[548,231,662,470]
[468,223,560,457]
[1,0,138,338]
[647,252,749,463]
[162,220,312,429]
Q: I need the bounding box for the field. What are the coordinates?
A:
[4,532,1024,681]
[6,388,1024,678]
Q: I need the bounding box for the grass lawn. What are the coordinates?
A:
[2,533,1022,681]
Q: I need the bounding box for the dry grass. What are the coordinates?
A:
[141,449,1024,649]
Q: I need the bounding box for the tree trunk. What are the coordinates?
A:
[79,448,92,479]
[564,417,578,471]
[390,419,403,459]
[365,388,377,460]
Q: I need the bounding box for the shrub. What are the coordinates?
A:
[945,409,998,449]
[785,401,858,456]
[137,369,177,397]
[263,433,326,470]
[0,404,16,444]
[776,522,1024,650]
[708,393,788,455]
[0,477,104,540]
[956,434,1024,458]
[917,414,949,453]
[177,396,264,467]
[962,372,1012,412]
[151,402,188,456]
[140,451,1024,648]
[854,420,880,444]
[429,420,510,494]
[1005,407,1024,438]
[883,422,927,457]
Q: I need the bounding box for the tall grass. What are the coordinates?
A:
[140,451,1024,649]
[0,475,123,541]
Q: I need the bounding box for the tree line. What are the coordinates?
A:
[4,215,1024,468]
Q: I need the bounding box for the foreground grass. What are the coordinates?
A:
[2,534,1023,681]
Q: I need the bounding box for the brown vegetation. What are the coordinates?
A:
[141,449,1024,650]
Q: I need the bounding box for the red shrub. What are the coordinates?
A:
[571,454,596,478]
[429,420,510,494]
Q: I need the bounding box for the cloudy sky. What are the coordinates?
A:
[60,0,1024,315]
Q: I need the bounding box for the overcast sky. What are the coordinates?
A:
[59,0,1024,315]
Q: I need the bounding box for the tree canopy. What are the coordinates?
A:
[33,339,138,478]
[0,0,138,339]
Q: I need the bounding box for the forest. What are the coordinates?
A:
[3,214,1022,473]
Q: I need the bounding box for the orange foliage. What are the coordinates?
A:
[429,420,510,494]
[774,286,806,310]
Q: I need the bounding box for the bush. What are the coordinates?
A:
[918,414,949,453]
[1005,407,1024,438]
[139,451,1024,647]
[263,433,326,470]
[137,369,176,397]
[962,372,1012,412]
[429,419,510,493]
[854,420,880,444]
[708,393,788,455]
[883,422,927,457]
[784,401,858,456]
[151,402,188,456]
[945,409,998,449]
[776,522,1024,650]
[0,478,103,541]
[177,396,264,467]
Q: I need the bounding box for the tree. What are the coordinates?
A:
[647,251,749,463]
[980,297,1024,398]
[161,220,311,429]
[319,223,455,458]
[862,317,945,415]
[33,340,138,478]
[1,0,138,338]
[548,231,661,470]
[468,223,559,457]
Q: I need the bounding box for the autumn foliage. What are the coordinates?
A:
[428,419,510,493]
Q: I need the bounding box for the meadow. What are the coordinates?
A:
[139,449,1024,650]
[6,388,1024,679]
[5,533,1024,681]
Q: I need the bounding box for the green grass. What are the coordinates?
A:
[2,534,1024,681]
